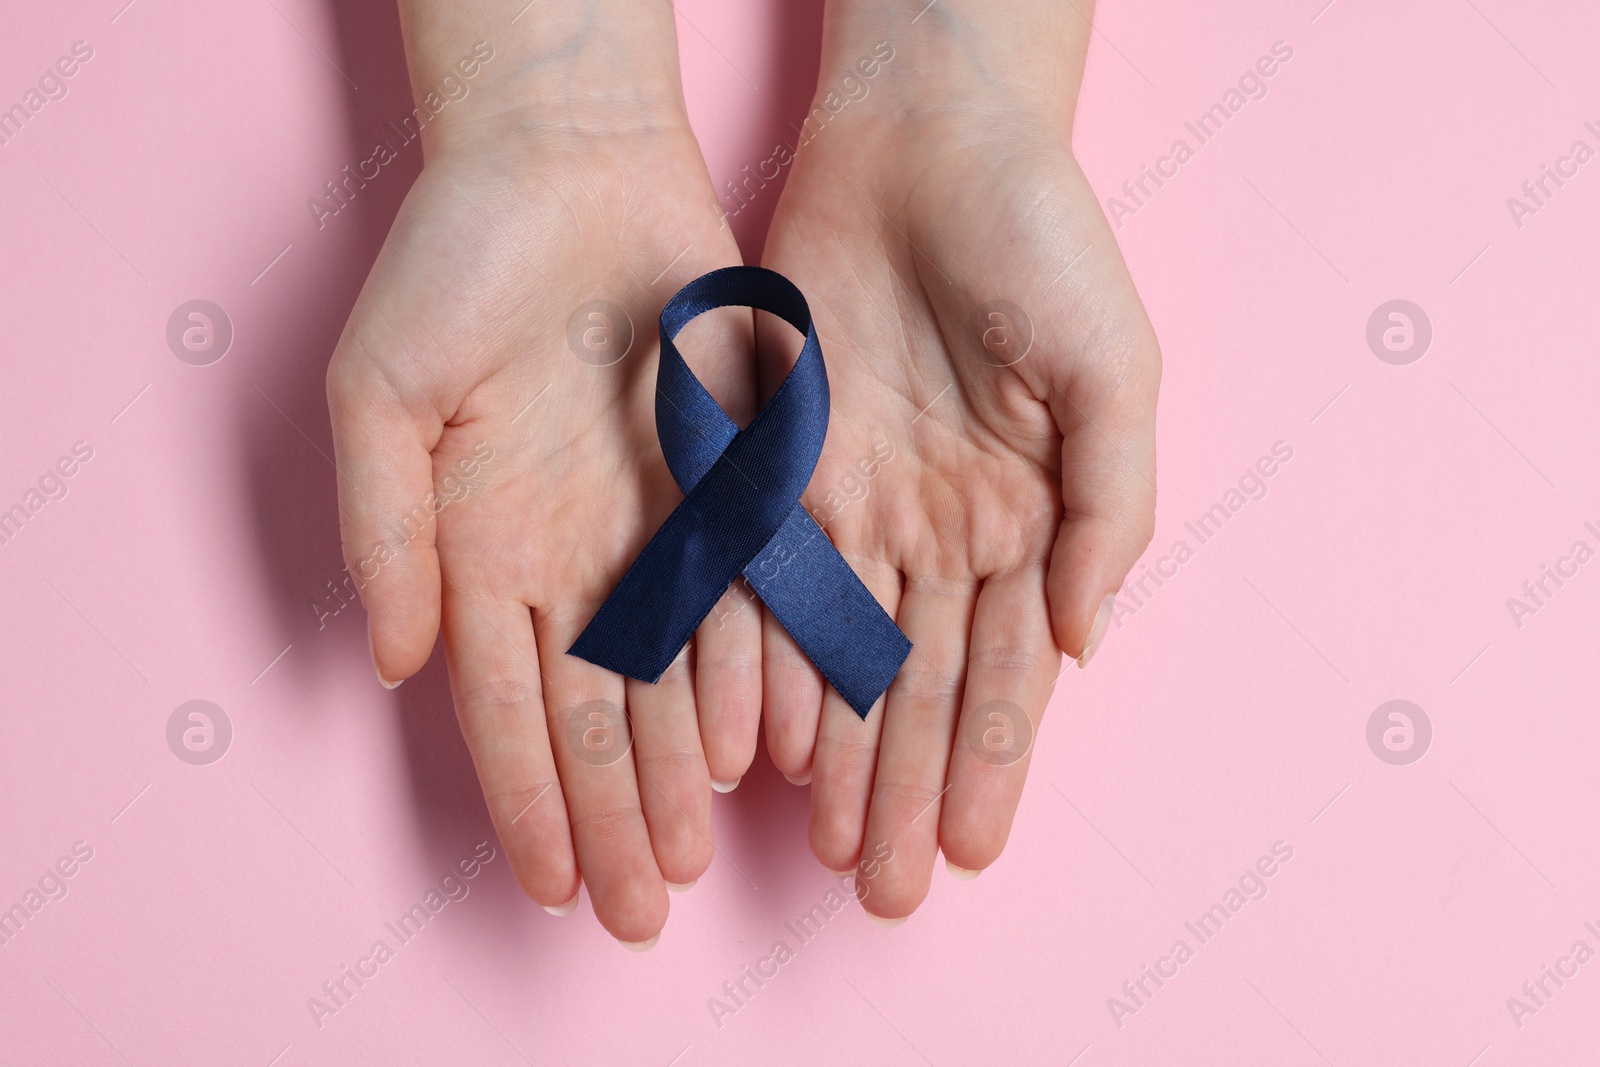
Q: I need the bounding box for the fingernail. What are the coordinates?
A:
[666,879,698,893]
[867,913,907,928]
[1078,593,1115,668]
[826,867,855,879]
[619,933,660,952]
[711,777,741,793]
[368,617,402,689]
[945,860,982,881]
[543,893,579,917]
[783,773,812,786]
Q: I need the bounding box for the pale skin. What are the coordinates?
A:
[328,0,1158,942]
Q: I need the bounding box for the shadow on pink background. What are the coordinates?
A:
[1,1,1598,1064]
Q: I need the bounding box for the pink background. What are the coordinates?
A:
[2,0,1597,1063]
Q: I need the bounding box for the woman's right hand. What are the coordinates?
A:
[327,5,762,946]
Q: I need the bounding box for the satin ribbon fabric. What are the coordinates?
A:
[568,266,911,719]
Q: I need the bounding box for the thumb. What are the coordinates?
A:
[326,342,443,688]
[1045,319,1160,668]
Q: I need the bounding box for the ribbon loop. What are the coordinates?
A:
[568,266,910,718]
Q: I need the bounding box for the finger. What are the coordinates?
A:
[1044,300,1160,667]
[628,652,715,888]
[327,347,442,687]
[855,575,978,921]
[693,580,762,789]
[440,580,578,910]
[761,602,826,783]
[752,299,827,784]
[535,606,668,947]
[941,567,1060,874]
[808,561,903,874]
[660,297,760,789]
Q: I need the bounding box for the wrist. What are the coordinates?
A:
[397,1,692,160]
[814,0,1088,131]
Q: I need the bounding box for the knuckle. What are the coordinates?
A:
[488,779,561,828]
[874,778,947,819]
[698,649,758,678]
[635,747,703,784]
[460,681,540,713]
[971,643,1040,673]
[904,574,978,599]
[569,799,644,845]
[814,731,878,775]
[892,656,962,706]
[457,676,542,718]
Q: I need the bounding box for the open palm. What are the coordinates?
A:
[759,113,1161,920]
[326,126,761,945]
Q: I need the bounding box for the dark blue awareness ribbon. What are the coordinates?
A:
[568,266,910,719]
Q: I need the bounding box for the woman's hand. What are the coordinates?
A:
[326,4,761,946]
[758,3,1161,920]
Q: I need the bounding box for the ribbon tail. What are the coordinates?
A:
[744,507,910,718]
